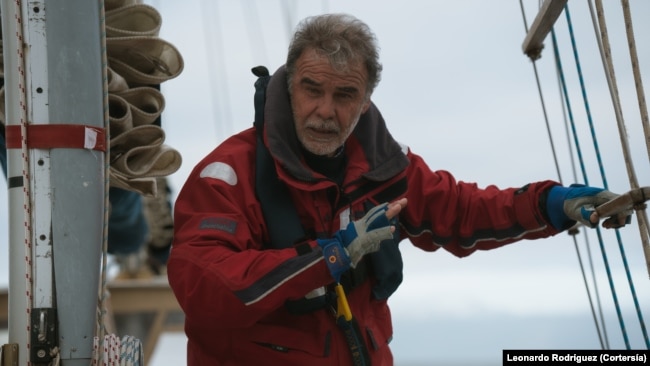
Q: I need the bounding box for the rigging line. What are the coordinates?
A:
[558,55,612,350]
[556,46,609,349]
[518,0,562,182]
[555,34,611,348]
[589,1,643,197]
[281,0,297,40]
[557,53,611,349]
[534,59,563,181]
[589,0,650,348]
[593,0,650,342]
[550,26,630,349]
[563,2,649,348]
[241,1,269,66]
[200,0,222,139]
[8,0,35,353]
[518,0,607,348]
[620,0,650,163]
[201,0,233,140]
[620,0,650,268]
[529,44,563,183]
[573,232,607,348]
[97,0,111,359]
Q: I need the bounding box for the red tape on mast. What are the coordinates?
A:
[5,124,106,152]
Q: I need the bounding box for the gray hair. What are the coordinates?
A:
[286,13,383,99]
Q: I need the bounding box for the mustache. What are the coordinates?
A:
[304,118,340,133]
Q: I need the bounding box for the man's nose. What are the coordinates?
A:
[316,95,336,119]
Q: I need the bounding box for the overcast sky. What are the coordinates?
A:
[2,1,650,365]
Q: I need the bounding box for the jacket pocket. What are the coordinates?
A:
[237,322,331,360]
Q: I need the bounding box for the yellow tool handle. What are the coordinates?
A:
[335,283,352,321]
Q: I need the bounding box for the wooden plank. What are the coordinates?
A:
[1,277,182,315]
[2,277,185,363]
[106,276,184,365]
[522,0,568,60]
[0,288,7,326]
[107,276,181,314]
[596,186,650,218]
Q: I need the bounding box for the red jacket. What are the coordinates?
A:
[168,66,561,365]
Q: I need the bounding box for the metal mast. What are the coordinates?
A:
[1,0,106,364]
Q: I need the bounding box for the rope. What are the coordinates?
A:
[514,0,649,353]
[94,1,144,364]
[93,335,144,366]
[560,4,636,348]
[97,0,111,354]
[620,0,650,162]
[554,43,613,347]
[620,0,650,270]
[552,26,612,347]
[590,0,650,348]
[518,0,608,347]
[590,2,640,187]
[552,2,650,349]
[550,24,630,349]
[592,0,650,279]
[9,0,36,359]
[120,336,144,365]
[199,0,234,141]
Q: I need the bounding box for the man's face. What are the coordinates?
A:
[290,49,371,157]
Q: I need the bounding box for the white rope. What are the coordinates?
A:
[93,2,145,365]
[621,0,650,162]
[97,0,112,351]
[49,347,61,366]
[10,0,36,354]
[93,334,144,366]
[592,0,650,276]
[620,0,650,259]
[120,336,144,365]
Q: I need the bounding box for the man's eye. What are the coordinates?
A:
[306,87,321,96]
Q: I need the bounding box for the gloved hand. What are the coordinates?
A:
[546,184,630,230]
[317,203,396,282]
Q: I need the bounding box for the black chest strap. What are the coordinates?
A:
[252,66,307,249]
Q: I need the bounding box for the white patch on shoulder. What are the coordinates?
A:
[200,162,238,186]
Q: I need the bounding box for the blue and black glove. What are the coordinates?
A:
[317,203,395,282]
[546,184,629,230]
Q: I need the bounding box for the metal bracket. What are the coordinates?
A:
[596,186,650,218]
[2,343,19,366]
[30,308,58,364]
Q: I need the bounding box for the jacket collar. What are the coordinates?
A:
[264,65,409,183]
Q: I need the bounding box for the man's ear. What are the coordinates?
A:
[361,99,371,114]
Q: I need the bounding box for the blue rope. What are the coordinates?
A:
[563,4,649,349]
[120,335,144,366]
[554,3,650,350]
[551,26,627,349]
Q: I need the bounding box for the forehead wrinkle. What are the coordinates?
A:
[300,77,321,87]
[298,50,366,80]
[300,76,360,94]
[337,86,359,94]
